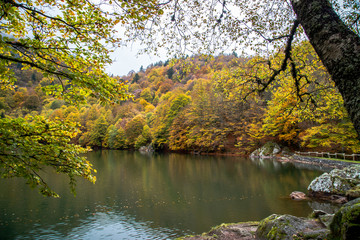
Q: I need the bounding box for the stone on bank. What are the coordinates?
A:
[308,165,360,203]
[255,214,329,240]
[250,142,282,159]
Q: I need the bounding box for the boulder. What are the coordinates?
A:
[255,214,329,240]
[290,191,308,200]
[307,165,360,202]
[250,142,282,159]
[330,198,360,240]
[180,222,259,240]
[139,144,154,153]
[206,222,258,240]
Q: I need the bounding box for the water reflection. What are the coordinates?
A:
[0,151,324,239]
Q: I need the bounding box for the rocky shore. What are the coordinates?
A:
[180,196,360,240]
[179,147,360,240]
[180,222,259,240]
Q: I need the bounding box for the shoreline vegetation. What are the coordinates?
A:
[2,49,359,159]
[178,155,360,240]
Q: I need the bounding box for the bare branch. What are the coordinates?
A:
[258,19,300,92]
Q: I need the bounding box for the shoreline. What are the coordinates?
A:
[279,154,359,169]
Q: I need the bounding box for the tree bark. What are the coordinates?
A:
[291,0,360,139]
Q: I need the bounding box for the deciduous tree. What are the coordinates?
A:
[123,0,360,138]
[0,0,140,196]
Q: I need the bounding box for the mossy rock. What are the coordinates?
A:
[330,198,360,240]
[261,142,281,156]
[250,141,281,158]
[256,214,328,240]
[346,185,360,200]
[179,222,259,240]
[308,165,360,196]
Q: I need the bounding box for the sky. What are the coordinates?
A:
[106,46,164,77]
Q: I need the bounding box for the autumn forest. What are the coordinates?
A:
[1,42,359,158]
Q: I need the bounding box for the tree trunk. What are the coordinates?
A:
[291,0,360,139]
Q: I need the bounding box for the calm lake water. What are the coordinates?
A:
[0,150,328,239]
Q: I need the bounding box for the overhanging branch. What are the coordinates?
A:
[0,53,73,80]
[258,19,300,92]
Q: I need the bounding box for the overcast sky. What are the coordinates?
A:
[106,46,165,77]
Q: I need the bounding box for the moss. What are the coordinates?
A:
[209,222,233,231]
[267,226,287,240]
[208,222,235,232]
[330,199,360,239]
[260,141,280,156]
[341,202,360,221]
[308,211,320,219]
[346,186,360,199]
[341,202,360,225]
[257,214,330,240]
[180,221,259,240]
[257,215,291,240]
[256,214,279,236]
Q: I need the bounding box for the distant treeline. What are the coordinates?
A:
[1,42,359,154]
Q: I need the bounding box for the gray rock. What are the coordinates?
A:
[250,142,282,159]
[330,198,360,239]
[139,144,154,153]
[308,165,360,200]
[256,214,329,240]
[181,222,259,240]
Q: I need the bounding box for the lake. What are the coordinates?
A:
[0,150,330,239]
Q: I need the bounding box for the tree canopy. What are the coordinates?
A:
[121,0,360,139]
[0,0,133,102]
[0,0,137,196]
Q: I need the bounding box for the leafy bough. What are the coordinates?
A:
[0,116,96,197]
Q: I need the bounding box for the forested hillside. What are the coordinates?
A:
[1,42,359,155]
